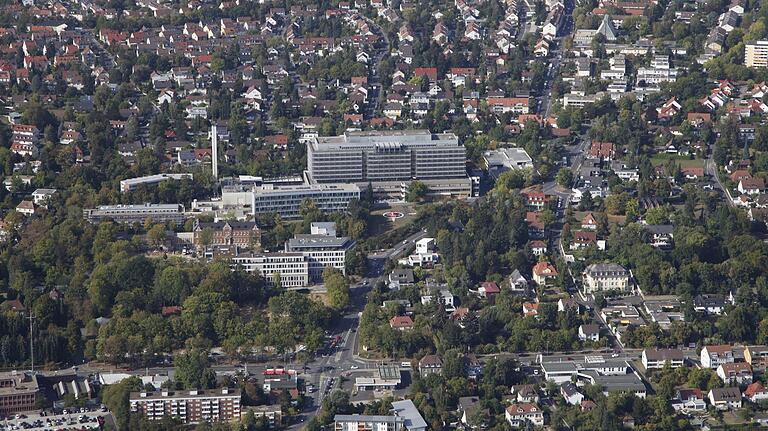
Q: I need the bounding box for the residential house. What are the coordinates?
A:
[522,302,539,318]
[508,270,530,296]
[581,212,597,230]
[457,396,485,429]
[478,281,500,298]
[529,240,547,256]
[532,261,557,286]
[558,297,580,313]
[571,231,599,250]
[642,348,685,369]
[560,382,584,406]
[578,324,600,342]
[419,355,443,377]
[671,389,706,413]
[717,362,753,385]
[388,269,415,289]
[708,387,742,410]
[693,294,730,315]
[739,178,765,195]
[389,316,414,331]
[644,224,674,249]
[745,382,768,403]
[504,403,544,427]
[16,200,35,216]
[511,385,540,404]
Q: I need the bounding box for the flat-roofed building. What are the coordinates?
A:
[334,414,405,431]
[483,148,533,179]
[130,387,241,424]
[227,182,360,219]
[230,252,310,287]
[307,130,471,197]
[83,204,186,224]
[745,345,768,374]
[642,348,685,369]
[120,173,193,193]
[355,364,402,391]
[390,400,427,431]
[746,41,768,68]
[285,233,355,280]
[0,371,39,416]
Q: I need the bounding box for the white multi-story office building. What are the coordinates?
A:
[285,223,355,280]
[192,182,360,220]
[230,253,310,287]
[307,130,471,197]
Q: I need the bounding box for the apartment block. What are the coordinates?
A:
[0,372,39,416]
[746,41,768,68]
[642,348,685,369]
[129,388,241,424]
[701,345,740,369]
[83,204,186,224]
[334,414,405,431]
[744,345,768,373]
[582,263,630,293]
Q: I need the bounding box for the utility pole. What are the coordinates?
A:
[27,312,35,373]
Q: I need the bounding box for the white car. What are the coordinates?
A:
[350,365,359,369]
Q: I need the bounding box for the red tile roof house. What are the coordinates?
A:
[389,315,414,331]
[413,67,438,82]
[532,261,557,286]
[581,212,597,230]
[522,302,539,317]
[478,281,500,298]
[730,169,752,183]
[745,381,768,403]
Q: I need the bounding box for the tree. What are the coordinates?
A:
[174,349,217,389]
[556,168,574,187]
[102,376,143,430]
[578,192,594,211]
[147,224,166,249]
[406,181,428,202]
[644,207,668,225]
[324,267,350,310]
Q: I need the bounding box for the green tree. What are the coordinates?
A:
[174,349,217,389]
[406,181,429,202]
[556,168,574,187]
[324,267,350,310]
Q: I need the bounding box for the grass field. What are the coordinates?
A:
[650,155,705,169]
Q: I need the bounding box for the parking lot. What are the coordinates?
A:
[0,408,109,431]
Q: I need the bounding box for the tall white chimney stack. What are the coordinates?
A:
[211,124,218,179]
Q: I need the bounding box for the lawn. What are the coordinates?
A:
[650,155,705,169]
